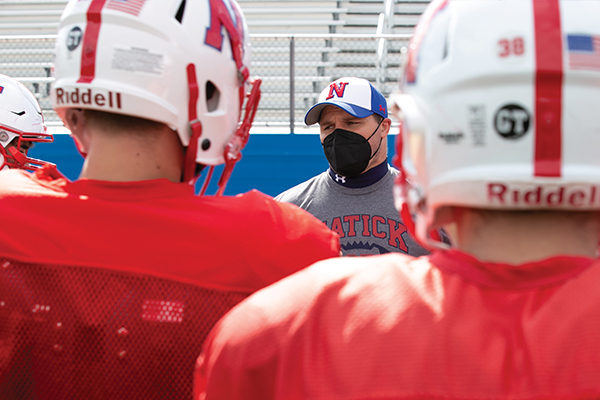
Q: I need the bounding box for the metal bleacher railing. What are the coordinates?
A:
[250,32,411,132]
[0,0,428,133]
[0,33,412,133]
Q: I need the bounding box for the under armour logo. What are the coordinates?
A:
[326,82,349,100]
[334,174,346,183]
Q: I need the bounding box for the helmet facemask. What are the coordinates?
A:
[0,126,53,171]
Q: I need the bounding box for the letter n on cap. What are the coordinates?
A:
[326,82,348,100]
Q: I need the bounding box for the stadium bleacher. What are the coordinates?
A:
[238,0,347,34]
[0,1,64,35]
[339,0,429,34]
[0,0,427,130]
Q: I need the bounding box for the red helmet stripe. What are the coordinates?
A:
[404,0,448,84]
[77,0,108,83]
[533,0,564,177]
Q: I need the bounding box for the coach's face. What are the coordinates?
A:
[318,105,390,172]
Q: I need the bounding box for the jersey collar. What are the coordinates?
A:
[328,161,388,188]
[430,249,598,290]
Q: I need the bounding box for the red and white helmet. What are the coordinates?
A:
[52,0,261,190]
[393,0,600,247]
[0,74,52,171]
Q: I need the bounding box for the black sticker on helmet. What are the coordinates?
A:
[494,104,530,139]
[66,26,83,52]
[438,131,464,144]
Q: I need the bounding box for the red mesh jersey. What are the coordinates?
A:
[0,166,341,399]
[0,259,247,400]
[198,251,600,399]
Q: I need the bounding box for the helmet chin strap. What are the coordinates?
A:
[216,76,261,195]
[184,63,262,195]
[183,63,203,184]
[394,121,448,251]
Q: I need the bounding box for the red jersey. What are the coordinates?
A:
[198,250,600,399]
[0,165,340,399]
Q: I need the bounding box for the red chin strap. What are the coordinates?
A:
[184,63,262,195]
[71,135,88,159]
[183,63,203,184]
[393,121,418,238]
[215,76,261,195]
[393,121,445,251]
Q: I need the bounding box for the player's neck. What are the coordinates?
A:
[79,127,184,183]
[447,208,600,264]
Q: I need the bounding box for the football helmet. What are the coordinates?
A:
[52,0,261,191]
[393,0,600,247]
[0,74,52,171]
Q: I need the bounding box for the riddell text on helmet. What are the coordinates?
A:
[488,183,600,207]
[55,88,122,109]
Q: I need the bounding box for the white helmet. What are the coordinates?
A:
[0,74,52,171]
[52,0,261,189]
[393,0,600,247]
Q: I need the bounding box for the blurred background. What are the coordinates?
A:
[0,0,430,195]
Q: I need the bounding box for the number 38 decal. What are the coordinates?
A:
[498,37,525,58]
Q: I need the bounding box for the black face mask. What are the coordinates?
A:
[322,119,383,177]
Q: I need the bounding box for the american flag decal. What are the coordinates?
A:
[566,34,600,70]
[106,0,146,16]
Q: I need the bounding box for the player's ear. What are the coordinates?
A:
[63,108,84,132]
[381,117,392,137]
[63,108,88,154]
[433,206,461,246]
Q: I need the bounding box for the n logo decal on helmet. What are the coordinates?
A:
[325,82,348,100]
[205,0,245,68]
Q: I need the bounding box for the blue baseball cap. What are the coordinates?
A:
[304,77,388,125]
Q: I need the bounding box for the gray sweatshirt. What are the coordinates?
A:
[275,162,429,256]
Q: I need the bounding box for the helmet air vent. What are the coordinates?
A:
[175,0,186,23]
[206,81,220,112]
